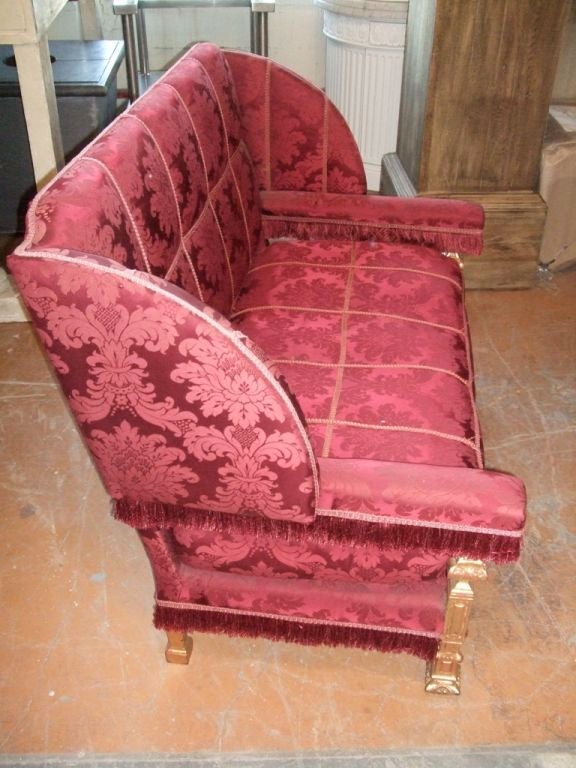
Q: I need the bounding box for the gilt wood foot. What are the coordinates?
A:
[425,654,463,695]
[165,630,193,664]
[424,558,487,695]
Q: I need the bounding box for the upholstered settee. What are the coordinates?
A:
[9,43,526,694]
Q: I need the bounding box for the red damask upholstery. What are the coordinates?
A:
[9,43,526,681]
[225,50,367,194]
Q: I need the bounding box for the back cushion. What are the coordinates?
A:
[225,50,367,194]
[26,43,261,317]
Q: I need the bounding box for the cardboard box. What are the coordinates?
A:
[540,108,576,272]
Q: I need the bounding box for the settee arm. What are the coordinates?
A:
[315,457,526,563]
[261,190,485,255]
[9,250,319,530]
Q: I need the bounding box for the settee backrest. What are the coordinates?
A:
[20,43,366,320]
[23,43,261,317]
[225,50,367,194]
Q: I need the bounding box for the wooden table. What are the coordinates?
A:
[0,0,68,190]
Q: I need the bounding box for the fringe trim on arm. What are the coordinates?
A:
[262,216,483,256]
[113,498,522,563]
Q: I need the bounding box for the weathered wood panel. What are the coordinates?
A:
[420,0,569,194]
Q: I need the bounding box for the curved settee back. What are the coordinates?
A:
[22,44,261,318]
[224,50,367,194]
[21,44,367,321]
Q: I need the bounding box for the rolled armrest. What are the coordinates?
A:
[261,190,485,255]
[316,457,526,563]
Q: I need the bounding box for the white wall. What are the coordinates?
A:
[269,0,325,87]
[49,0,326,88]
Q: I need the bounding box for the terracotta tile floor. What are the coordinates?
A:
[0,270,575,757]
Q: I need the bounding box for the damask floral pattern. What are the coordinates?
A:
[86,121,182,275]
[191,43,243,156]
[172,324,286,428]
[65,302,189,426]
[152,563,447,644]
[9,255,317,523]
[8,42,526,663]
[224,50,366,194]
[29,160,146,270]
[162,58,229,186]
[89,421,198,502]
[317,457,526,534]
[129,82,209,238]
[28,45,260,320]
[183,424,311,520]
[233,238,481,468]
[170,526,450,582]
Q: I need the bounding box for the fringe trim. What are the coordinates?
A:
[154,603,440,660]
[113,498,522,563]
[262,217,483,256]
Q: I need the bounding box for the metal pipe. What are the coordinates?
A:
[261,11,268,56]
[120,13,140,101]
[250,0,273,55]
[250,10,256,53]
[115,0,275,101]
[253,12,263,55]
[251,11,268,56]
[136,8,150,76]
[140,0,252,7]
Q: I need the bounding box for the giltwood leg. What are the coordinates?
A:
[425,558,488,695]
[165,630,193,664]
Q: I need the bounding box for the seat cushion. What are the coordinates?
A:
[231,239,481,469]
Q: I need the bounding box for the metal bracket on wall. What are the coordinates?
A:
[113,0,275,102]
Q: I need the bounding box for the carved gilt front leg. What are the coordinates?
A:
[425,558,488,695]
[165,630,193,665]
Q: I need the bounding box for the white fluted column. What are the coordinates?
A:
[316,0,409,190]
